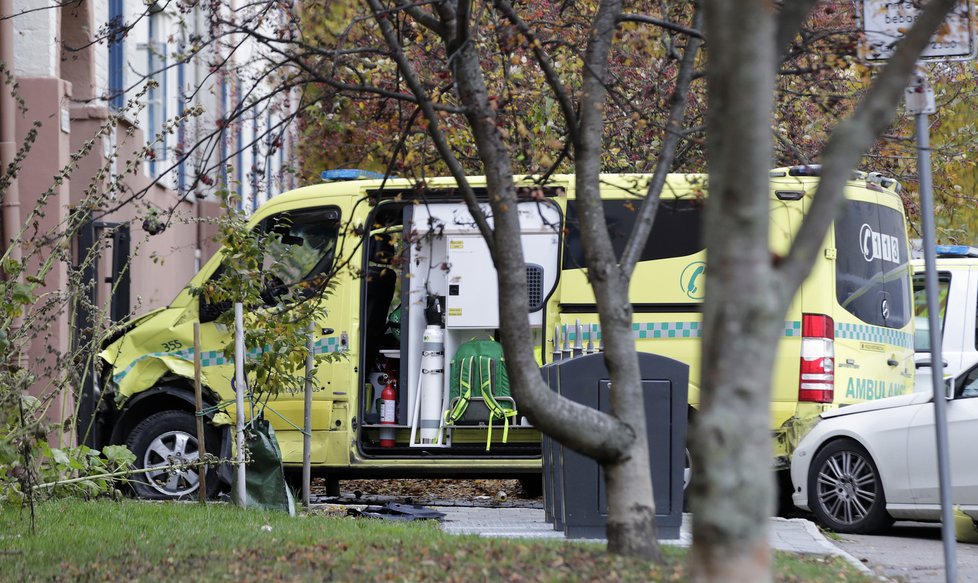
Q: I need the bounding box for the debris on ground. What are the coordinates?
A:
[309,478,542,508]
[346,502,447,521]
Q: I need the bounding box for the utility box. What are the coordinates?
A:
[446,235,498,328]
[541,352,688,539]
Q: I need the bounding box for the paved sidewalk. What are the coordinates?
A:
[435,506,870,574]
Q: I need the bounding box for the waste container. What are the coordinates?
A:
[541,352,688,539]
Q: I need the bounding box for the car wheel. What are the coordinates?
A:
[126,410,220,500]
[807,439,892,534]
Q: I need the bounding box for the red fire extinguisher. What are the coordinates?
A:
[379,378,397,448]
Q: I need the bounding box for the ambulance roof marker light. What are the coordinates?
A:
[935,245,978,258]
[866,172,902,194]
[321,169,388,181]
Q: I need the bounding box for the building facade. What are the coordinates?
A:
[1,0,295,445]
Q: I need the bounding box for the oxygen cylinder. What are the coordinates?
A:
[379,378,397,448]
[419,325,445,444]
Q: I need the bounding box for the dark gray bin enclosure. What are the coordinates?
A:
[540,362,563,530]
[541,352,688,540]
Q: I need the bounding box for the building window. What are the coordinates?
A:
[142,11,167,177]
[108,0,124,110]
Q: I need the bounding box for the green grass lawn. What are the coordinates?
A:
[0,499,872,582]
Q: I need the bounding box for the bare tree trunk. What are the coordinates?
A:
[572,0,658,558]
[691,1,779,581]
[692,0,960,580]
[369,0,696,561]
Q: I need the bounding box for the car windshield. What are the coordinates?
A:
[262,208,340,291]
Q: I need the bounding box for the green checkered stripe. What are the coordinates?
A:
[835,322,913,349]
[580,321,806,340]
[112,348,196,383]
[565,322,703,341]
[564,323,602,342]
[313,336,345,355]
[634,321,701,339]
[784,321,802,337]
[567,320,909,348]
[112,336,347,383]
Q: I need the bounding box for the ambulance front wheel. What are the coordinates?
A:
[126,410,221,500]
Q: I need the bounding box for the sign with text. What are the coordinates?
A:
[859,0,976,63]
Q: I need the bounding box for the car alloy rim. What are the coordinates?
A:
[815,450,878,525]
[143,429,201,497]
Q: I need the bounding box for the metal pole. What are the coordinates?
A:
[234,302,247,507]
[552,325,561,362]
[302,324,314,510]
[913,70,957,583]
[193,323,208,504]
[573,319,583,358]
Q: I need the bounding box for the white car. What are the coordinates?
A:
[791,364,978,533]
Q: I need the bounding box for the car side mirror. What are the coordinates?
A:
[946,377,955,400]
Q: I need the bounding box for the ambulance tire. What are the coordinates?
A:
[126,410,221,501]
[807,439,893,534]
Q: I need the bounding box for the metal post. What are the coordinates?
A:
[573,319,583,358]
[552,325,562,362]
[193,323,208,504]
[911,70,957,583]
[561,325,571,360]
[234,302,247,507]
[302,324,314,510]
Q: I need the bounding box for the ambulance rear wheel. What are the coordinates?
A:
[126,410,221,500]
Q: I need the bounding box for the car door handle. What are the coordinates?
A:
[915,358,948,369]
[887,359,899,367]
[322,328,334,335]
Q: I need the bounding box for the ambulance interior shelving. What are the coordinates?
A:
[356,195,561,457]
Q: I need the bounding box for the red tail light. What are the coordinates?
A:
[799,313,834,403]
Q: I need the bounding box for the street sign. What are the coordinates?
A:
[859,0,976,63]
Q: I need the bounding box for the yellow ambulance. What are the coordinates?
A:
[97,166,914,499]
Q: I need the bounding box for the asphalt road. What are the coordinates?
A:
[832,522,978,582]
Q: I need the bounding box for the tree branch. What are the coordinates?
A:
[777,0,959,291]
[621,2,704,276]
[493,0,580,146]
[775,0,821,63]
[365,0,495,247]
[617,12,704,39]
